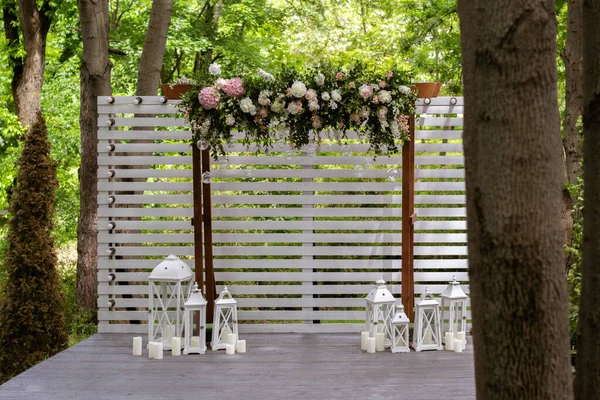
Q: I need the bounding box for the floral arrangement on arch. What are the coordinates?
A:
[179,63,418,157]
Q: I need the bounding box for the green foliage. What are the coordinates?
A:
[565,177,583,344]
[0,114,69,384]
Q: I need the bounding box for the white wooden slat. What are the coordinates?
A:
[98,104,183,114]
[416,105,464,114]
[96,323,366,334]
[98,310,366,321]
[98,155,191,166]
[98,96,181,105]
[96,258,468,270]
[415,143,463,153]
[98,168,192,179]
[98,297,369,308]
[415,155,464,165]
[97,195,192,205]
[416,97,464,106]
[99,117,189,127]
[210,169,397,179]
[99,130,191,140]
[415,169,464,179]
[97,207,192,217]
[416,130,463,140]
[416,117,463,127]
[97,143,191,153]
[213,156,405,166]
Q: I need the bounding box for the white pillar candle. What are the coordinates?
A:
[376,332,385,352]
[225,344,235,355]
[166,325,174,342]
[237,340,246,353]
[148,342,156,359]
[133,337,142,356]
[227,333,238,348]
[456,331,466,350]
[423,327,433,344]
[191,336,200,348]
[453,339,463,353]
[366,337,376,354]
[360,331,369,351]
[444,332,454,351]
[171,337,181,356]
[155,342,164,359]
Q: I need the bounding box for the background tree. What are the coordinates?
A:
[77,0,112,311]
[574,0,600,396]
[0,112,68,383]
[457,0,574,398]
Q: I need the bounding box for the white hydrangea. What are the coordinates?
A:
[315,73,325,86]
[321,92,330,101]
[258,91,272,106]
[225,114,235,126]
[240,97,256,114]
[257,68,275,81]
[377,90,392,104]
[290,81,307,98]
[287,101,303,115]
[271,99,285,113]
[331,89,342,102]
[308,100,320,112]
[398,85,412,95]
[208,63,221,76]
[329,101,338,110]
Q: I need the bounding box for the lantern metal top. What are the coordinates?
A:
[148,254,193,282]
[215,286,237,306]
[185,282,207,308]
[416,287,440,307]
[440,275,468,300]
[365,279,396,305]
[392,304,410,324]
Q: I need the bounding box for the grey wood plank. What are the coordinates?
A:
[0,333,475,400]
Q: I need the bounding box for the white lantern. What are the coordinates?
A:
[440,275,468,342]
[391,303,410,353]
[147,254,193,350]
[211,286,239,351]
[183,282,207,355]
[412,287,443,352]
[365,279,396,348]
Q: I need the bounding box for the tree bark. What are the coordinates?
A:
[12,0,52,127]
[574,1,600,397]
[77,0,112,311]
[2,0,23,114]
[136,0,173,94]
[562,0,584,187]
[457,1,574,399]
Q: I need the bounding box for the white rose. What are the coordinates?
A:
[271,100,285,113]
[331,89,342,102]
[321,92,330,101]
[240,97,254,113]
[315,73,325,86]
[329,101,338,110]
[308,100,319,111]
[287,101,303,115]
[398,85,412,95]
[290,81,307,98]
[225,114,235,126]
[378,90,392,104]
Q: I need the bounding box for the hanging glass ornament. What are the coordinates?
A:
[354,165,365,178]
[387,167,399,182]
[201,172,211,184]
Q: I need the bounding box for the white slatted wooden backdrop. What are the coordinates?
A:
[97,96,468,334]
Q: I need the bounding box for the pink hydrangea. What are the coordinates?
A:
[215,78,227,89]
[386,71,393,78]
[198,87,220,109]
[221,77,245,97]
[348,82,356,89]
[336,72,345,81]
[372,95,380,104]
[379,80,388,88]
[358,84,373,99]
[305,89,318,101]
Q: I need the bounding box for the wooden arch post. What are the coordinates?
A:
[401,115,416,322]
[192,146,217,323]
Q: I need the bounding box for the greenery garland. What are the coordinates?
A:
[179,63,417,158]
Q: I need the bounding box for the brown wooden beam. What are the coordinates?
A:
[201,149,216,323]
[192,145,204,333]
[402,114,416,322]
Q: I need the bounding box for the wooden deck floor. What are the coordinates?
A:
[0,333,475,400]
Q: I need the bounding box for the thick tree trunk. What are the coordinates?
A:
[457,1,574,399]
[136,0,173,94]
[15,0,51,128]
[574,1,600,397]
[77,0,112,311]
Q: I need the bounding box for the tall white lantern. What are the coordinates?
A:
[148,254,193,350]
[183,282,207,355]
[440,275,468,341]
[412,288,443,352]
[365,279,396,347]
[391,303,410,353]
[211,286,239,351]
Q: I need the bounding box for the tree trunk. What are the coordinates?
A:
[562,0,584,188]
[457,1,574,399]
[77,0,112,311]
[136,0,173,94]
[15,0,51,127]
[574,1,600,397]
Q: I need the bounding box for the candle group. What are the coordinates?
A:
[443,331,466,353]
